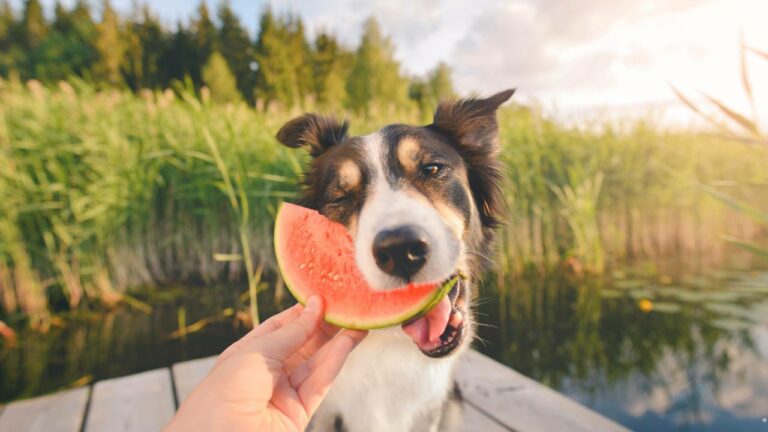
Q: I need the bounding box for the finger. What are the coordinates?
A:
[250,295,324,360]
[251,303,305,337]
[268,375,309,428]
[218,304,304,363]
[289,329,367,388]
[297,331,367,416]
[283,324,339,373]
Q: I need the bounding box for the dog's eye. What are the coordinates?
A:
[329,195,350,205]
[421,163,443,178]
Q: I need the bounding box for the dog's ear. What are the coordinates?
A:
[429,89,515,230]
[276,114,350,157]
[431,89,514,154]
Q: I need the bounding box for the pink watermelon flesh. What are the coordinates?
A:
[274,203,457,331]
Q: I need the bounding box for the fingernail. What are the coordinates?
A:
[306,296,321,313]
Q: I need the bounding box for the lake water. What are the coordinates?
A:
[1,264,767,431]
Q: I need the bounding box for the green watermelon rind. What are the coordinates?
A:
[274,203,459,330]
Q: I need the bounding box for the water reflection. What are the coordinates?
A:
[474,269,768,431]
[1,269,767,431]
[0,285,251,401]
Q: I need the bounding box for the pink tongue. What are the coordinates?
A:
[402,296,451,350]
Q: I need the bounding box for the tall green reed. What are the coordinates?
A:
[0,78,765,325]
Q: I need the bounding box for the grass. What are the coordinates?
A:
[0,78,766,328]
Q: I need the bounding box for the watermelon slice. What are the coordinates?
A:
[274,203,458,330]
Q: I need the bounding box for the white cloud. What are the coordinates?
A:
[450,0,768,122]
[21,0,768,122]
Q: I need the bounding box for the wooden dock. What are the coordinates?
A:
[0,350,628,431]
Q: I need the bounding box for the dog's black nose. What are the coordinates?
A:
[372,226,430,280]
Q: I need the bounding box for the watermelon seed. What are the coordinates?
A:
[299,263,306,269]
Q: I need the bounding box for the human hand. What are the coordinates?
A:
[164,296,367,432]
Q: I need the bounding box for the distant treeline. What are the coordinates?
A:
[0,0,454,113]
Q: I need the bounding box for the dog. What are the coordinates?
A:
[276,89,514,432]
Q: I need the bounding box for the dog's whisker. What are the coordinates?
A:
[465,250,496,266]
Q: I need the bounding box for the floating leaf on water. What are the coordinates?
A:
[667,290,711,303]
[682,276,711,289]
[651,302,682,313]
[654,286,686,297]
[710,318,752,332]
[629,288,654,300]
[614,279,647,290]
[600,289,625,299]
[727,284,768,295]
[699,291,750,302]
[213,253,243,262]
[744,302,768,324]
[704,302,755,321]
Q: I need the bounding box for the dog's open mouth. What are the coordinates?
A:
[402,274,467,357]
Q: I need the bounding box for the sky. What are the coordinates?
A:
[18,0,768,125]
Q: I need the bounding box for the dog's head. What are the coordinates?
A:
[277,90,513,357]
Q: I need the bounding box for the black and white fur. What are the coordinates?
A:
[276,90,514,432]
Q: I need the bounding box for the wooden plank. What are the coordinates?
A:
[84,368,175,432]
[457,350,629,432]
[171,356,217,404]
[460,402,510,432]
[0,387,89,432]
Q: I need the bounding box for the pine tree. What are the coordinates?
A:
[218,1,255,104]
[0,0,13,50]
[93,0,124,86]
[253,11,320,108]
[428,62,455,102]
[41,0,95,79]
[202,50,241,104]
[190,1,217,88]
[0,0,19,76]
[409,62,456,119]
[312,31,351,109]
[20,0,46,51]
[53,2,73,35]
[287,15,312,105]
[160,23,193,87]
[253,8,294,109]
[120,5,166,90]
[346,18,410,115]
[137,6,166,89]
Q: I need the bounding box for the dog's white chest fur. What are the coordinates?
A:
[310,328,458,432]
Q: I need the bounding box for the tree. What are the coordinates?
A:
[202,50,241,104]
[20,0,46,51]
[93,0,123,86]
[39,0,96,80]
[218,1,255,104]
[254,9,313,109]
[137,6,166,89]
[409,62,456,119]
[0,0,19,76]
[190,1,217,88]
[121,5,166,90]
[346,18,410,115]
[287,15,312,105]
[312,31,351,109]
[160,23,194,87]
[428,62,455,102]
[53,2,73,35]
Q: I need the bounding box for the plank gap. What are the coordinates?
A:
[78,386,93,432]
[463,398,517,432]
[168,367,180,410]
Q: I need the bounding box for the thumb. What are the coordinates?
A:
[251,296,324,360]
